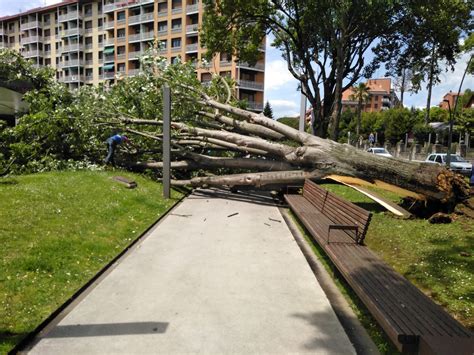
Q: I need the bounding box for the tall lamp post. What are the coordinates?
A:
[443,99,454,168]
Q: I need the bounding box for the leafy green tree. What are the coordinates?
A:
[349,83,370,138]
[263,101,273,119]
[383,108,420,144]
[201,0,471,139]
[201,0,400,140]
[374,0,472,124]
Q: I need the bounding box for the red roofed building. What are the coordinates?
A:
[342,78,400,112]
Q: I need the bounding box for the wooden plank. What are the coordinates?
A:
[324,174,424,200]
[112,176,137,189]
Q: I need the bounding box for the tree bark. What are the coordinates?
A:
[425,45,437,125]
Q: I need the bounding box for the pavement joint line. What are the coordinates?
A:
[13,190,189,355]
[279,207,380,355]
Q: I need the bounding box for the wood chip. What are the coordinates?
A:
[227,212,239,217]
[269,217,281,223]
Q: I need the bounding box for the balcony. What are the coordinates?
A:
[186,3,199,14]
[158,11,168,18]
[85,60,93,66]
[104,3,119,13]
[128,15,141,25]
[59,75,85,83]
[61,43,83,53]
[85,28,93,34]
[85,11,93,18]
[60,59,84,68]
[186,24,198,35]
[102,72,116,79]
[20,21,40,31]
[246,101,264,111]
[85,75,93,81]
[23,50,42,58]
[62,28,83,37]
[129,33,141,42]
[105,21,115,30]
[43,36,53,42]
[117,36,126,43]
[171,26,182,33]
[104,54,115,62]
[128,50,143,59]
[157,29,167,36]
[171,46,181,52]
[117,53,126,60]
[0,28,5,36]
[127,69,140,77]
[219,60,232,67]
[117,18,126,26]
[59,11,79,22]
[44,50,51,56]
[237,61,265,71]
[140,0,154,4]
[186,43,198,53]
[0,43,7,49]
[105,38,115,46]
[21,35,42,44]
[85,44,93,50]
[141,13,154,23]
[237,79,264,91]
[141,31,154,41]
[171,7,182,14]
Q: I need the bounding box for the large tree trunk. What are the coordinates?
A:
[118,88,469,208]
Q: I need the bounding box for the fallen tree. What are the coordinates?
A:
[113,89,469,208]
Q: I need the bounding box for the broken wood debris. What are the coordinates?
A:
[268,217,281,223]
[227,212,239,218]
[112,176,137,189]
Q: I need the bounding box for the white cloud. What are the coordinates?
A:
[270,99,299,110]
[264,59,299,91]
[400,52,474,109]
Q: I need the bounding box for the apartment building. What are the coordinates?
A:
[439,91,463,110]
[342,78,400,112]
[0,0,265,111]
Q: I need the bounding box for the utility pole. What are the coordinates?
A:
[162,86,171,199]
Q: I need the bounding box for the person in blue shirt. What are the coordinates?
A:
[104,134,129,165]
[470,165,474,186]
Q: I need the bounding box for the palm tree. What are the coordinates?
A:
[349,83,370,138]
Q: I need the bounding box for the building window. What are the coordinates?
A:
[171,38,181,48]
[98,35,103,44]
[117,29,125,38]
[171,19,181,29]
[117,11,126,21]
[85,4,92,16]
[159,39,167,49]
[158,21,167,32]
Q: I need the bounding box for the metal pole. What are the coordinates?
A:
[299,88,306,132]
[163,86,171,199]
[444,100,453,168]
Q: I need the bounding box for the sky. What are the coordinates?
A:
[1,0,473,118]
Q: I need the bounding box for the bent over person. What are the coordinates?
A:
[104,134,129,165]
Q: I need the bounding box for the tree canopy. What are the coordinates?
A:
[201,0,472,138]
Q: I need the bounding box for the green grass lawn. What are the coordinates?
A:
[0,170,182,354]
[298,183,473,353]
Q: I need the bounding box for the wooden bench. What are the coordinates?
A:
[285,179,473,354]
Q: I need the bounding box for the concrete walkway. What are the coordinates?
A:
[27,189,355,354]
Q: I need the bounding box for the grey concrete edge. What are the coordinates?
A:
[16,195,189,355]
[279,207,380,355]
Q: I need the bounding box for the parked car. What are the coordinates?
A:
[367,147,392,157]
[425,153,472,176]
